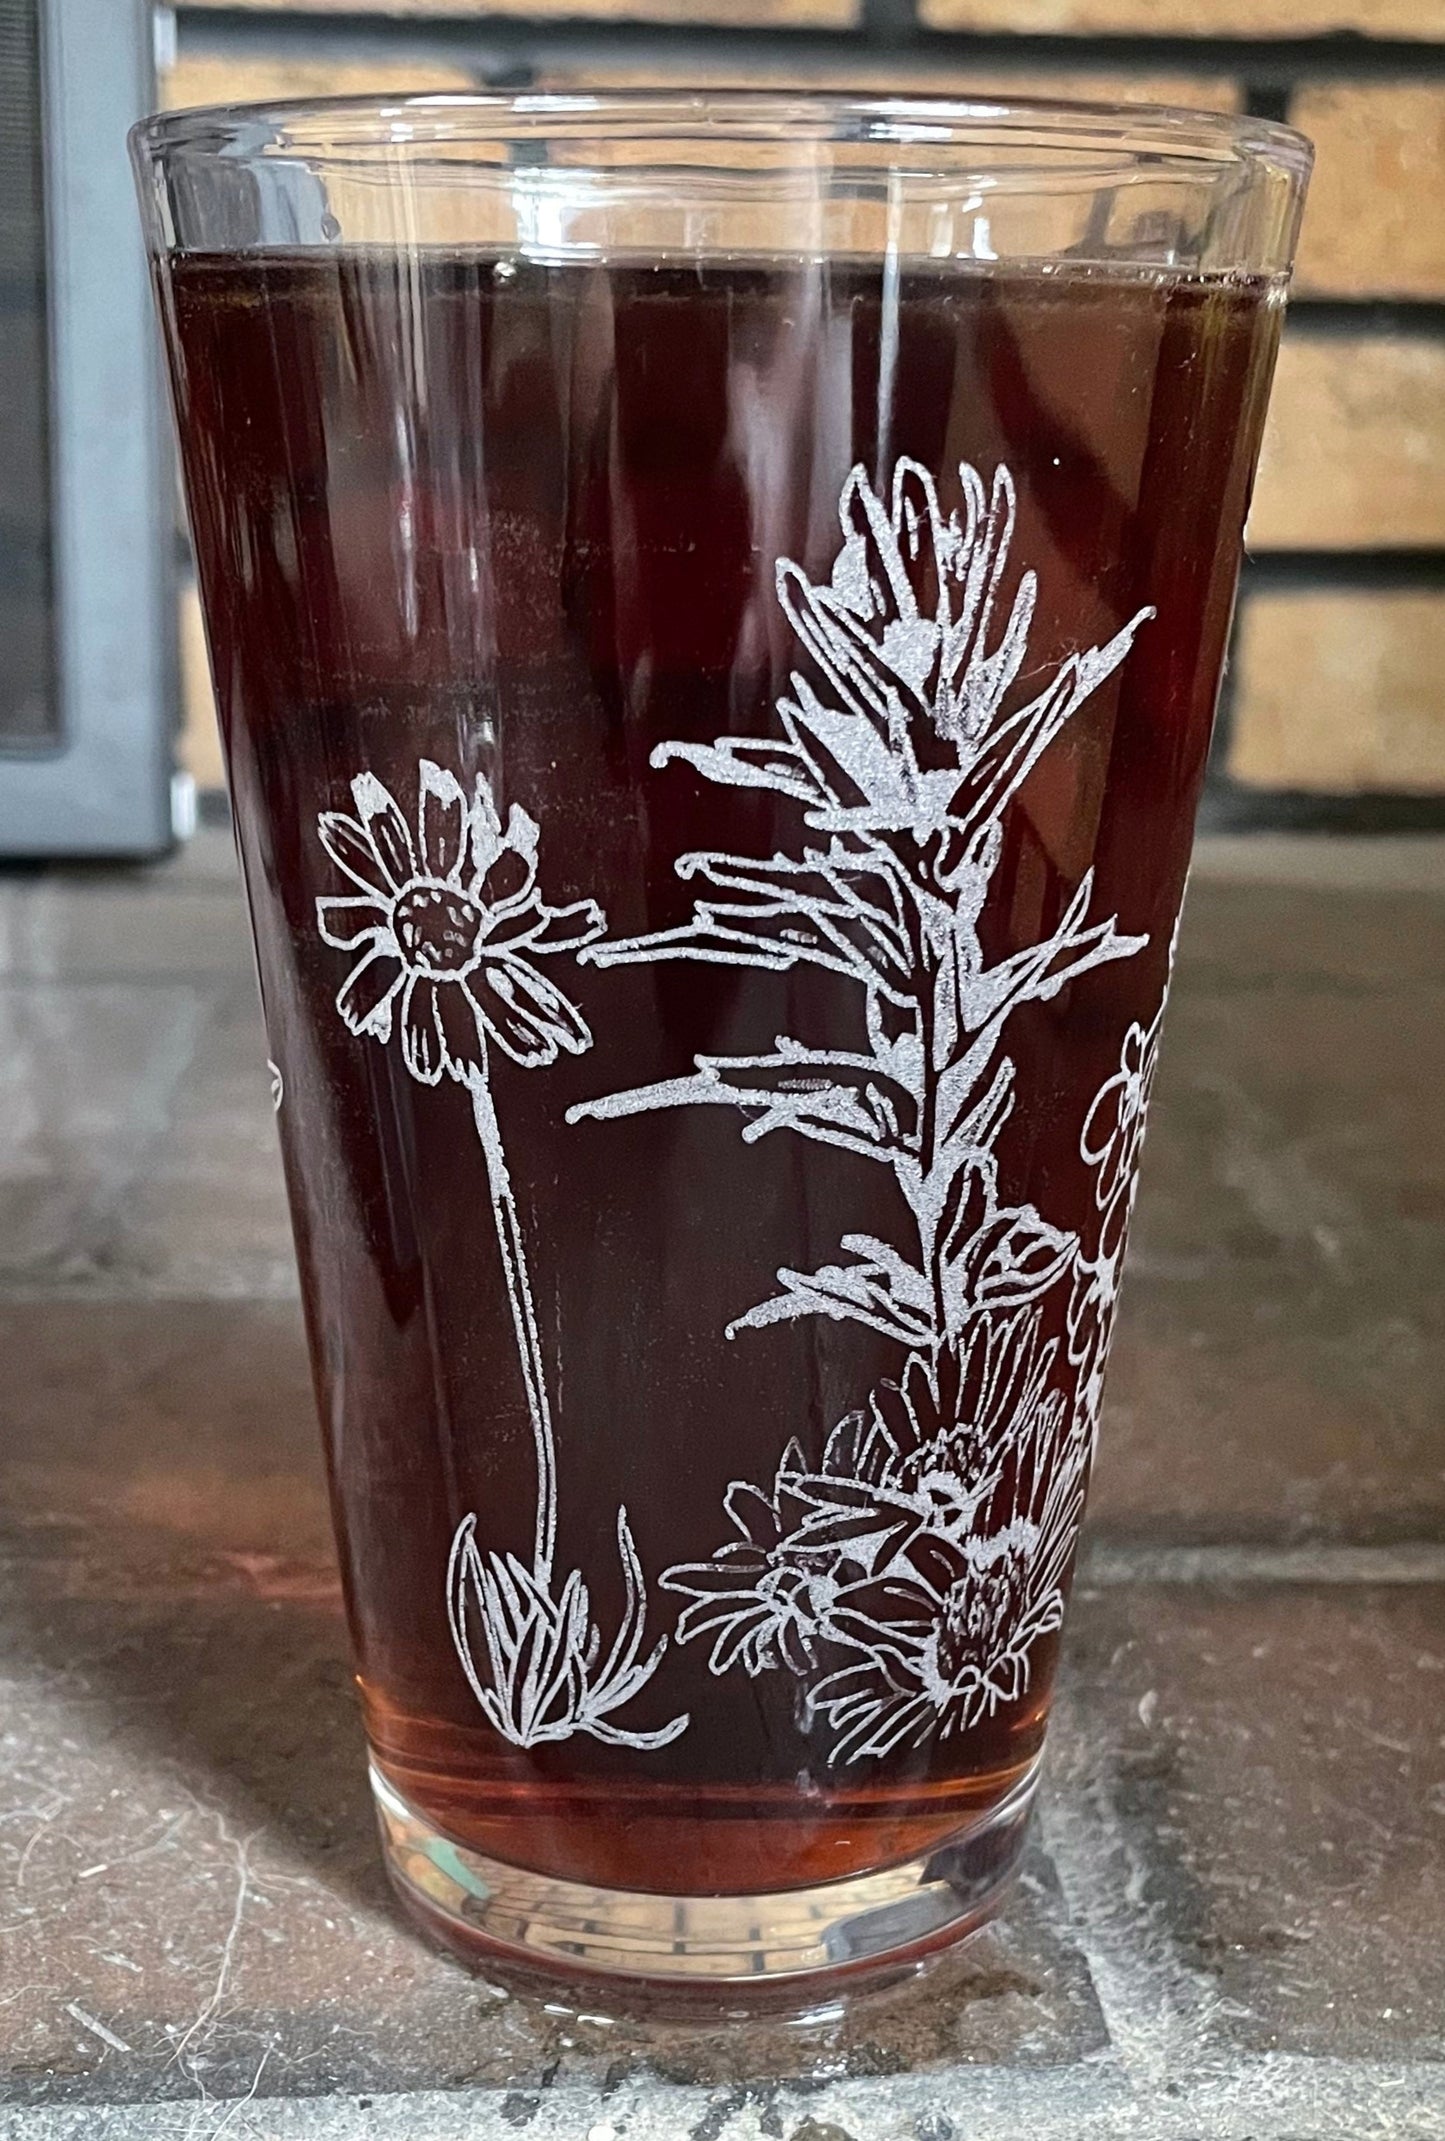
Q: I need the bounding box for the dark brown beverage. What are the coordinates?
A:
[163,250,1278,1915]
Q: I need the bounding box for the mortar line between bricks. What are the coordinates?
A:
[2,1536,1439,1590]
[1039,1545,1443,2125]
[1079,1540,1445,1586]
[1,2054,1443,2140]
[1036,1742,1223,2093]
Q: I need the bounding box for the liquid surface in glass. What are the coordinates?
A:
[165,250,1279,1895]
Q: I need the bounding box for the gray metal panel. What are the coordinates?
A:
[0,0,58,749]
[0,0,173,857]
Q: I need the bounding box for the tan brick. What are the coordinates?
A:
[1293,87,1445,298]
[1251,337,1445,550]
[168,46,1240,128]
[1230,592,1445,792]
[182,0,858,25]
[534,62,1239,112]
[178,581,225,794]
[922,0,1445,31]
[914,72,1239,113]
[162,56,475,111]
[161,70,1229,250]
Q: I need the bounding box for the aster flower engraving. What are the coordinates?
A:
[661,1446,843,1679]
[316,760,685,1752]
[808,1326,1087,1762]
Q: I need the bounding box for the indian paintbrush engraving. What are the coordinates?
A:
[570,458,1166,1763]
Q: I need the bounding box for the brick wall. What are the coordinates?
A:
[166,0,1445,822]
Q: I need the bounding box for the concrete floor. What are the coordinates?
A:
[0,831,1442,2138]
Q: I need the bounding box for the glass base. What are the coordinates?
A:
[371,1758,1039,2007]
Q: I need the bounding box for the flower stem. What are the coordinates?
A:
[899,866,951,1355]
[467,1070,557,1582]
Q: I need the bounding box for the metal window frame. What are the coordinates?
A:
[0,0,175,858]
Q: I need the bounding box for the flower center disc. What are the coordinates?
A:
[394,883,483,977]
[936,1564,1017,1679]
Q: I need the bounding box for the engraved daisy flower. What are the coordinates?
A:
[316,760,604,1085]
[808,1523,1051,1762]
[315,756,685,1752]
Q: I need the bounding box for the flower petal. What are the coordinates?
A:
[670,1594,735,1643]
[417,760,468,883]
[723,1481,781,1548]
[400,974,446,1086]
[435,976,487,1084]
[494,898,607,957]
[662,1551,767,1602]
[318,812,390,898]
[470,955,591,1067]
[474,841,535,913]
[350,771,416,889]
[336,945,404,1040]
[837,1690,935,1763]
[317,896,391,950]
[708,1607,777,1677]
[809,1658,890,1712]
[478,891,545,951]
[470,772,504,868]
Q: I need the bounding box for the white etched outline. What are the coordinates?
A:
[314,760,686,1751]
[570,457,1166,1764]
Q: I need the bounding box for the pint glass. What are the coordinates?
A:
[132,92,1309,1995]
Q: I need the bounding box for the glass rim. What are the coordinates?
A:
[132,87,1314,184]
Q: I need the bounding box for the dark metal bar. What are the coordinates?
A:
[1199,784,1445,832]
[173,11,1445,81]
[1243,81,1295,125]
[860,0,921,44]
[1286,299,1445,339]
[1242,551,1445,589]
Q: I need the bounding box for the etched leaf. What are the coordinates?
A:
[570,1046,919,1165]
[729,1244,935,1348]
[446,1514,687,1751]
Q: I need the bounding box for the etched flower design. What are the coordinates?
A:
[1080,1018,1157,1219]
[573,455,1166,1766]
[315,758,684,1755]
[664,1450,846,1677]
[810,1524,1054,1762]
[1068,998,1169,1418]
[785,1315,1054,1573]
[449,1513,688,1750]
[664,1311,1073,1728]
[318,760,604,1084]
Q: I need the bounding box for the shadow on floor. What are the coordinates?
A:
[0,1532,390,1924]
